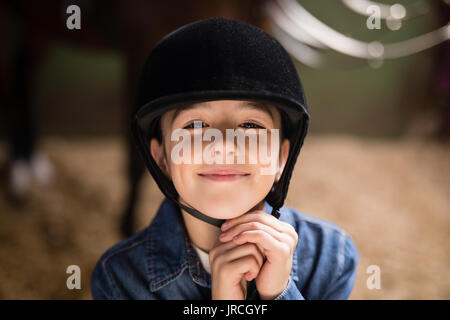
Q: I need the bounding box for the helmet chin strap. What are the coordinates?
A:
[173,197,281,228]
[175,198,226,228]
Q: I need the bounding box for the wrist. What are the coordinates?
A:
[259,278,290,300]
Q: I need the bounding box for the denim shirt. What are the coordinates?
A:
[91,197,358,300]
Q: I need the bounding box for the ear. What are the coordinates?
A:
[150,138,170,178]
[275,138,290,182]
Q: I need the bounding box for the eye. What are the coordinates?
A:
[240,122,265,129]
[183,120,209,129]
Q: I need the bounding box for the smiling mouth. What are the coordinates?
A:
[197,169,250,182]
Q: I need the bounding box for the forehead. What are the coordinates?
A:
[168,100,277,124]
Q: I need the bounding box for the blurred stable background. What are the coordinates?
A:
[0,0,449,299]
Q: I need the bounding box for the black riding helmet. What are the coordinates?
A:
[131,17,310,228]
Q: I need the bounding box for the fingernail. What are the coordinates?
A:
[233,235,239,240]
[221,222,228,229]
[219,233,227,238]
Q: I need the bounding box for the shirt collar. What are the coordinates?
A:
[146,197,294,292]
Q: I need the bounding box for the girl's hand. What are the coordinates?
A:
[219,210,298,300]
[209,238,264,300]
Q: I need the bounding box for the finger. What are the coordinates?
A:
[233,229,290,261]
[223,255,261,281]
[222,211,298,241]
[209,239,238,265]
[212,243,264,276]
[220,221,289,246]
[221,211,282,232]
[221,218,297,254]
[220,221,295,256]
[222,243,264,270]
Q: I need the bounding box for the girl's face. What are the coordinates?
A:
[150,100,290,219]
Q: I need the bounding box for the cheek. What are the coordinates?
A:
[243,133,280,168]
[168,163,191,185]
[165,138,198,194]
[169,163,199,199]
[250,171,276,193]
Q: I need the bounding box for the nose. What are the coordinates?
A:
[212,146,234,156]
[209,138,236,164]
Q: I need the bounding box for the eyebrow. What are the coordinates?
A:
[241,101,275,120]
[170,101,274,125]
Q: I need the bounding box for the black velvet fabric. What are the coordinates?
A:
[131,17,310,214]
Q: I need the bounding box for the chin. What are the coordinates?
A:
[194,194,264,219]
